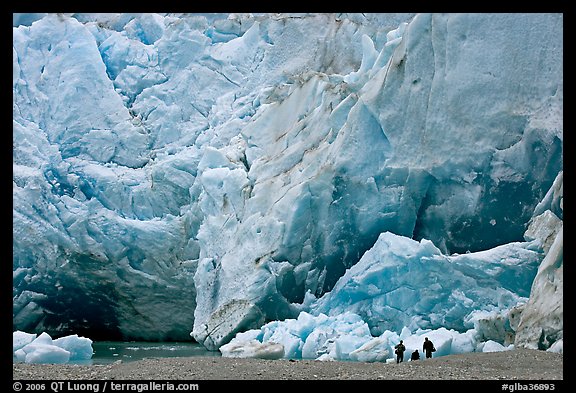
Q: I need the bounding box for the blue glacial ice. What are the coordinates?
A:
[13,13,563,357]
[219,230,544,361]
[219,309,519,362]
[310,232,542,335]
[13,331,93,364]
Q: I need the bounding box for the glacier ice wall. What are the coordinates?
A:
[13,13,562,347]
[13,13,416,340]
[513,171,563,350]
[190,13,563,349]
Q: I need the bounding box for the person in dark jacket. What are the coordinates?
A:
[410,349,420,361]
[423,337,435,358]
[394,340,406,363]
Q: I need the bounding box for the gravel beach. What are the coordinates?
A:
[13,348,562,381]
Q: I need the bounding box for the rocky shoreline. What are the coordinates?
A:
[13,349,562,381]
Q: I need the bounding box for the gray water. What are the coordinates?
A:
[89,341,222,364]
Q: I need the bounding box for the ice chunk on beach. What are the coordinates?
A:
[221,309,513,361]
[14,332,70,364]
[481,340,512,352]
[53,334,94,360]
[348,334,393,362]
[13,331,37,352]
[13,331,93,364]
[220,311,374,361]
[219,339,284,359]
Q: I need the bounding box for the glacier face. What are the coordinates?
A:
[13,13,562,350]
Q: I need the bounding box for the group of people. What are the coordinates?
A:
[394,337,436,363]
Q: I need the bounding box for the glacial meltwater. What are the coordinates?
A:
[92,341,221,364]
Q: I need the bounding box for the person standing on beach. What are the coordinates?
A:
[423,337,435,359]
[394,340,406,363]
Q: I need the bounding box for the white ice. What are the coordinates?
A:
[219,310,508,361]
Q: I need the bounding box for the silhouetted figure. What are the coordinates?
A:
[423,337,436,359]
[394,340,406,363]
[410,349,420,361]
